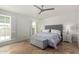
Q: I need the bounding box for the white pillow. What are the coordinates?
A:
[51,29,61,35]
[42,29,49,32]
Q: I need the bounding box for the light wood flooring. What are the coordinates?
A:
[0,41,79,54]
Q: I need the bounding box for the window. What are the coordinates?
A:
[0,14,11,42]
[32,21,36,34]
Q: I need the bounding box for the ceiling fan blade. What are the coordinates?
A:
[43,8,55,11]
[39,11,42,14]
[41,5,44,9]
[33,5,41,10]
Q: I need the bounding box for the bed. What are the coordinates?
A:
[30,24,63,49]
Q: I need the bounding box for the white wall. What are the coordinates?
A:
[76,7,79,47]
[42,13,76,25]
[16,15,32,40]
[38,12,76,32]
[0,9,33,42]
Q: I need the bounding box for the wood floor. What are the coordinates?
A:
[0,41,79,54]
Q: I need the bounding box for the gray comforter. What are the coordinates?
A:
[31,32,61,48]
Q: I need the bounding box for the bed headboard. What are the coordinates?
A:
[45,24,63,40]
[45,24,63,31]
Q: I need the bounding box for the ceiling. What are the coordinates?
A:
[0,5,78,19]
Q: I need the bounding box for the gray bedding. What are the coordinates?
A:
[31,32,61,48]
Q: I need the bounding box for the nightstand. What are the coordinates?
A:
[63,32,72,43]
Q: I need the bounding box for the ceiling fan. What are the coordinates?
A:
[34,5,55,14]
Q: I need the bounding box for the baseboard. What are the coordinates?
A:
[0,39,27,47]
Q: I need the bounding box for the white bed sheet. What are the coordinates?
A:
[31,32,61,48]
